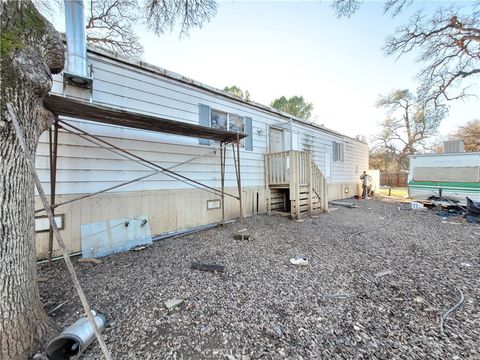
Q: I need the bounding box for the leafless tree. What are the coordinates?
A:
[385,3,480,106]
[369,148,399,173]
[332,1,480,109]
[449,119,480,152]
[331,0,362,18]
[36,0,218,57]
[372,89,445,170]
[383,0,414,17]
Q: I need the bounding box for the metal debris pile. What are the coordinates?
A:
[465,197,480,223]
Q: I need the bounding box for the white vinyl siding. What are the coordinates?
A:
[40,49,368,195]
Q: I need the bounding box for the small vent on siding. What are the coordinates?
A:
[207,199,221,210]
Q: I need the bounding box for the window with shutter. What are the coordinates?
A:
[199,103,252,149]
[244,117,253,151]
[332,141,345,162]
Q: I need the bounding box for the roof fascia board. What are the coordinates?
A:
[79,40,366,144]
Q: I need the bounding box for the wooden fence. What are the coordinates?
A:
[380,172,408,187]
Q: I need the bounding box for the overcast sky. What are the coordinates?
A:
[46,0,479,141]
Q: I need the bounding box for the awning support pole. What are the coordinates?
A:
[232,134,243,221]
[220,141,225,225]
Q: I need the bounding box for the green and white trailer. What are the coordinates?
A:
[408,152,480,204]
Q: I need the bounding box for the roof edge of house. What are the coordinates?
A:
[409,152,480,157]
[71,38,366,145]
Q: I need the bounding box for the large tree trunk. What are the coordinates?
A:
[0,1,64,358]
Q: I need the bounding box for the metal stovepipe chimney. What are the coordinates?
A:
[64,0,92,87]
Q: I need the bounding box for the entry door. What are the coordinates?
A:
[269,128,285,153]
[269,128,287,183]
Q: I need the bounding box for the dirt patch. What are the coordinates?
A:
[38,199,480,359]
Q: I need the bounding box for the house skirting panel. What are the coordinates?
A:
[327,182,362,201]
[35,186,266,259]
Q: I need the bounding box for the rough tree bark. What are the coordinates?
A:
[0,1,64,358]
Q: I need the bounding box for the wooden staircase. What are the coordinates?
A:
[265,150,328,219]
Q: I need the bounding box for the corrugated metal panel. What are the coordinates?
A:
[81,215,152,258]
[444,140,465,153]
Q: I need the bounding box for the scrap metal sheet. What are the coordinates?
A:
[81,215,152,258]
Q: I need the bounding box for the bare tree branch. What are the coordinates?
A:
[35,0,218,57]
[331,0,363,18]
[32,0,64,18]
[385,3,480,107]
[85,0,143,56]
[372,89,445,171]
[143,0,217,37]
[332,0,413,18]
[332,1,479,111]
[383,0,412,17]
[449,119,480,152]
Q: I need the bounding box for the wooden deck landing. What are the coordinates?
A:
[265,150,328,219]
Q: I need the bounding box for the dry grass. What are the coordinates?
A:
[379,187,409,199]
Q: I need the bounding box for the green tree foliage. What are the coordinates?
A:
[270,96,313,119]
[223,85,250,100]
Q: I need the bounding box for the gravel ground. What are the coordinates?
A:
[38,198,480,359]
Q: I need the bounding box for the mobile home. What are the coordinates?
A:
[408,152,480,204]
[35,44,368,259]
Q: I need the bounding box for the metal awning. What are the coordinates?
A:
[43,94,247,143]
[38,93,245,259]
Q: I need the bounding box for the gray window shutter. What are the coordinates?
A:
[332,141,337,161]
[199,104,211,145]
[244,117,253,151]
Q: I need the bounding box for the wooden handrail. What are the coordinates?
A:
[265,150,328,214]
[310,159,328,211]
[266,151,326,186]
